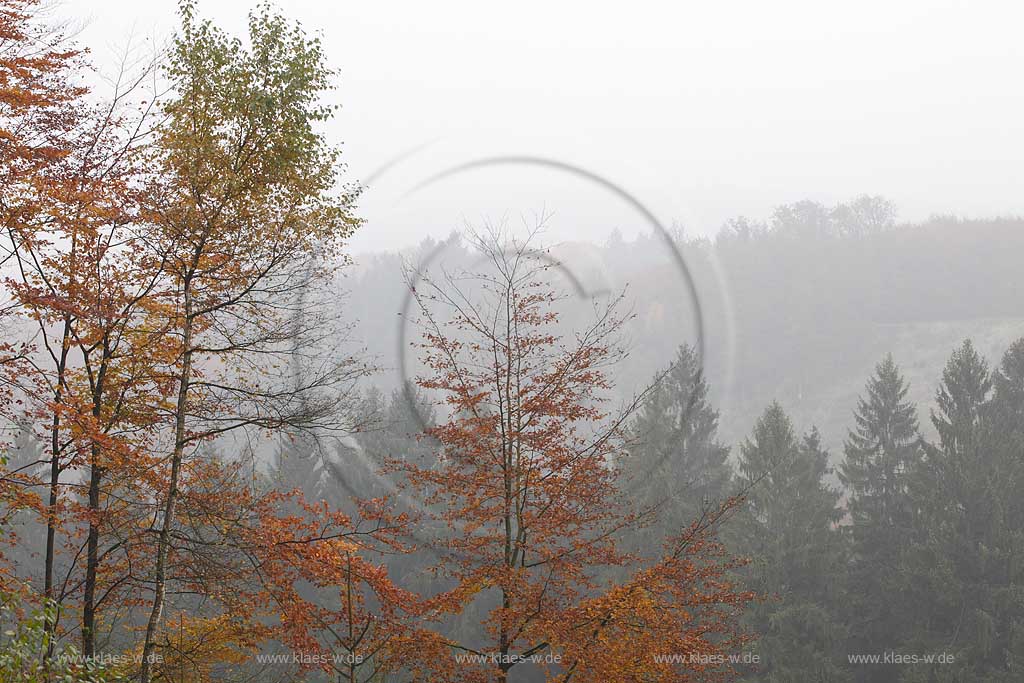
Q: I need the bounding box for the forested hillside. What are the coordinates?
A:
[342,207,1024,455]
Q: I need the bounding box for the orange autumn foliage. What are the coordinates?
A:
[0,3,758,681]
[246,493,439,682]
[393,227,755,682]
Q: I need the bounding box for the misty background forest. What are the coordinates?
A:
[345,205,1024,453]
[2,1,1024,683]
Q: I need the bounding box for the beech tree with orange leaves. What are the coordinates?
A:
[0,0,170,658]
[1,2,170,665]
[8,82,167,661]
[396,225,755,683]
[0,0,83,595]
[246,492,447,683]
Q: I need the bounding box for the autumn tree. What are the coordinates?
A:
[246,491,440,683]
[0,0,167,659]
[3,2,410,676]
[136,2,367,678]
[0,0,83,600]
[0,0,83,217]
[396,226,754,683]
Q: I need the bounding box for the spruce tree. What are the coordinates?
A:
[902,338,1024,681]
[990,338,1024,438]
[989,338,1024,682]
[932,340,992,457]
[620,344,732,554]
[349,385,439,488]
[272,434,325,501]
[734,403,850,681]
[839,355,922,682]
[899,342,990,679]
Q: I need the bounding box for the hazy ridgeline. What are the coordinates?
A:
[343,205,1024,456]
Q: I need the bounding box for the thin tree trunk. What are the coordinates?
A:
[80,335,114,655]
[43,317,71,663]
[82,339,110,657]
[347,554,356,683]
[140,288,193,683]
[82,456,101,657]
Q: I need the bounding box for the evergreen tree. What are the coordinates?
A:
[902,338,1024,681]
[734,403,850,682]
[352,386,439,481]
[985,338,1024,682]
[989,338,1024,439]
[271,433,325,501]
[900,342,990,679]
[329,385,441,506]
[932,340,992,457]
[839,355,922,682]
[620,344,732,554]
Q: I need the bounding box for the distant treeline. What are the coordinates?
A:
[343,198,1024,449]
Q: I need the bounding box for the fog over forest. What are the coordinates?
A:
[2,2,1024,683]
[344,205,1024,457]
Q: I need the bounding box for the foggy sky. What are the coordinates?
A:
[67,0,1024,254]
